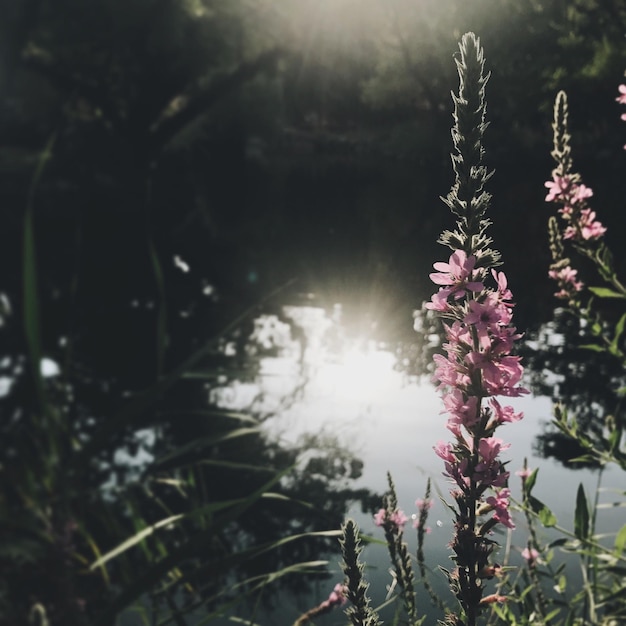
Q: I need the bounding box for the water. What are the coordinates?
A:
[208,303,625,625]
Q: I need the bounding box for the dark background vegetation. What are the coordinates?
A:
[2,1,626,624]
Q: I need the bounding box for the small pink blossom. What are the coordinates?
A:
[490,398,523,424]
[373,508,386,527]
[478,437,510,465]
[320,583,347,609]
[491,269,513,301]
[578,209,606,240]
[548,265,583,297]
[544,174,573,202]
[571,184,593,203]
[425,287,454,311]
[374,508,408,530]
[430,250,484,297]
[486,488,515,529]
[391,510,408,528]
[415,497,434,511]
[433,441,455,464]
[521,547,540,567]
[443,388,480,430]
[617,84,626,104]
[515,466,533,481]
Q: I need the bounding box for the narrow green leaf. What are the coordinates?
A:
[579,344,606,353]
[612,312,626,348]
[153,426,260,469]
[23,135,55,408]
[148,238,167,378]
[528,495,557,527]
[574,483,590,541]
[587,286,626,299]
[614,524,626,555]
[91,514,184,570]
[95,465,292,625]
[524,467,538,495]
[547,537,568,549]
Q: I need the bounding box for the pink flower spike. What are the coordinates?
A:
[617,84,626,104]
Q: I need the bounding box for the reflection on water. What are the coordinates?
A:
[521,308,626,468]
[213,300,624,624]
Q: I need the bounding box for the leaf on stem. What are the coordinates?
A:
[587,286,626,299]
[574,483,590,541]
[528,495,557,527]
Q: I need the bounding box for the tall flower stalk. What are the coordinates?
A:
[426,32,527,626]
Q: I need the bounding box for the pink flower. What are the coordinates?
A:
[490,398,523,424]
[374,508,408,530]
[571,184,593,203]
[430,250,484,297]
[425,287,454,311]
[563,209,606,241]
[616,84,626,104]
[373,508,386,527]
[578,209,606,240]
[320,583,348,609]
[491,269,513,301]
[463,299,501,332]
[521,546,540,567]
[465,351,526,397]
[433,441,455,463]
[515,467,533,480]
[478,437,510,465]
[443,388,480,430]
[415,497,434,511]
[485,488,515,529]
[544,174,573,202]
[391,510,409,528]
[548,265,583,297]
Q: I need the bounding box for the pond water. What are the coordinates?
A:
[207,302,625,625]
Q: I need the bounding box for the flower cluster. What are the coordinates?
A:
[428,250,526,522]
[414,496,434,533]
[320,583,347,610]
[373,507,408,530]
[545,174,606,243]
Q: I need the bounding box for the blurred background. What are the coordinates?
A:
[2,1,626,625]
